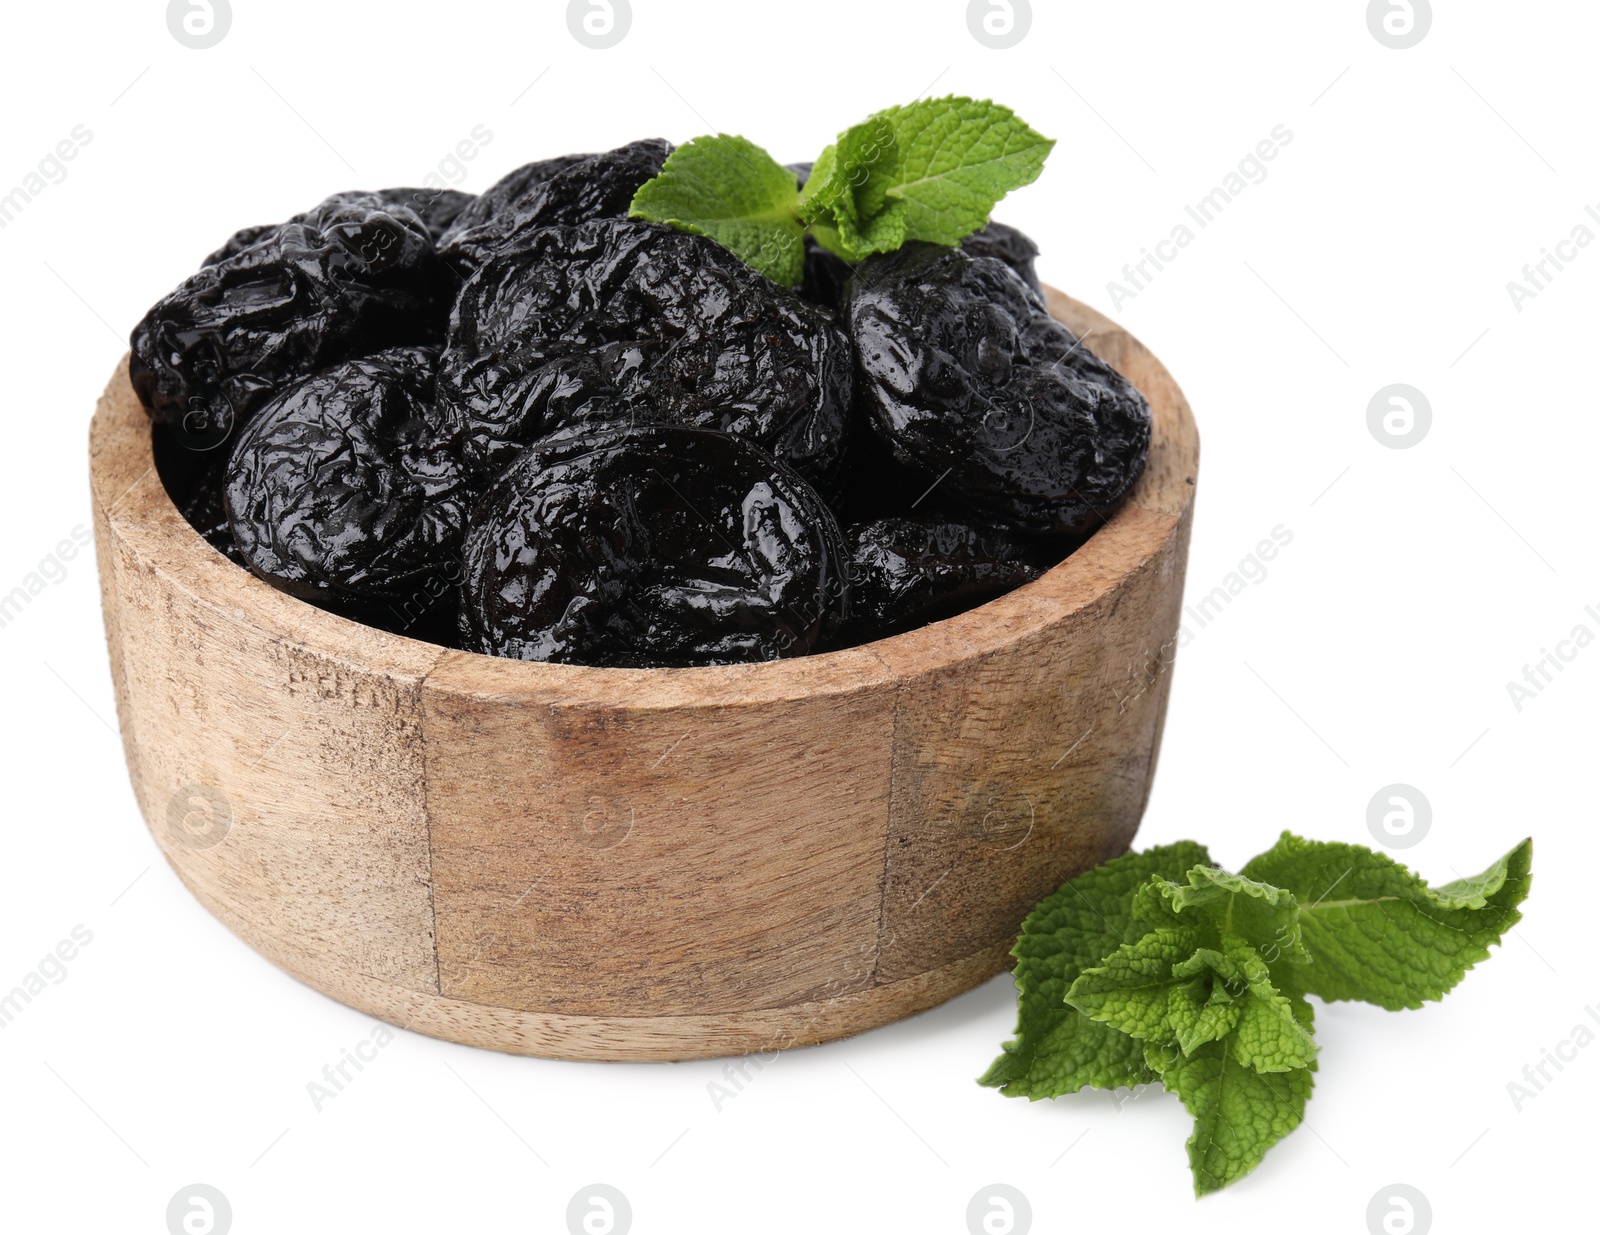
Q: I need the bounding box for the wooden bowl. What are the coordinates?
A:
[89,289,1197,1061]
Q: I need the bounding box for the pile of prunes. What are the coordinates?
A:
[134,140,1151,667]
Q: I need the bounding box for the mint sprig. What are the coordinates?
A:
[628,96,1054,285]
[982,833,1534,1196]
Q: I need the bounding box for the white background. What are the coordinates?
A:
[0,1,1592,1231]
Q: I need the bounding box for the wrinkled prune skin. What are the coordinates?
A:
[199,190,468,326]
[459,425,848,667]
[202,188,474,267]
[224,347,471,610]
[845,243,1150,538]
[438,219,853,487]
[841,517,1043,643]
[381,187,475,242]
[437,140,671,274]
[202,223,278,268]
[132,196,443,442]
[962,221,1041,293]
[434,153,588,238]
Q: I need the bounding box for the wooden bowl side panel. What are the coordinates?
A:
[417,650,901,1017]
[172,864,1013,1059]
[869,509,1187,982]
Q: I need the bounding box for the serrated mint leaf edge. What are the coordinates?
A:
[799,95,1055,259]
[628,133,806,285]
[1242,834,1533,1010]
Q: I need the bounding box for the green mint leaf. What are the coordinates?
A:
[979,842,1212,1098]
[1221,947,1319,1074]
[795,142,860,261]
[880,97,1054,242]
[801,97,1054,261]
[1065,928,1202,1040]
[1166,941,1315,1072]
[628,134,806,286]
[801,114,903,259]
[1166,973,1242,1055]
[1155,1039,1316,1197]
[1073,929,1318,1075]
[976,1001,1154,1099]
[1240,834,1534,1010]
[1145,866,1312,968]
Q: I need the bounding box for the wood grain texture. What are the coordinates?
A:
[89,288,1198,1060]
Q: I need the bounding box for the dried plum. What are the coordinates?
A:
[458,424,847,666]
[379,187,475,242]
[435,153,588,240]
[202,188,473,267]
[133,195,443,443]
[841,517,1043,642]
[224,346,471,611]
[437,140,670,274]
[438,218,853,487]
[202,222,278,268]
[845,242,1150,538]
[962,221,1042,293]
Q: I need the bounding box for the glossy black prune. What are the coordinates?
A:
[381,187,475,242]
[437,140,670,274]
[841,517,1043,642]
[458,425,848,667]
[962,221,1042,293]
[434,153,588,239]
[224,347,471,611]
[133,195,442,442]
[438,219,853,487]
[202,223,277,268]
[202,188,474,267]
[845,242,1150,538]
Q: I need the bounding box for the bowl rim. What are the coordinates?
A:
[90,286,1197,708]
